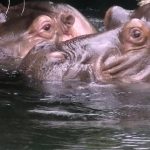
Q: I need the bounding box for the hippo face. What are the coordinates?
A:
[0,2,97,70]
[119,18,150,53]
[101,19,150,83]
[0,14,60,59]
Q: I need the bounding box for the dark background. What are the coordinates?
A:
[0,0,138,10]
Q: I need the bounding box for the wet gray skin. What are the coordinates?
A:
[18,27,120,82]
[6,2,97,36]
[19,18,150,83]
[0,2,97,71]
[101,19,150,83]
[104,6,132,30]
[104,3,150,30]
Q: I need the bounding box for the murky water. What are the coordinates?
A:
[1,8,150,150]
[1,74,150,150]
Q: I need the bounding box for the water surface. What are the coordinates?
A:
[1,75,150,150]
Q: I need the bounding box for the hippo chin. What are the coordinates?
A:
[19,18,150,84]
[0,2,97,70]
[104,2,150,30]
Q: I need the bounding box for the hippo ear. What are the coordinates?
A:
[60,14,75,28]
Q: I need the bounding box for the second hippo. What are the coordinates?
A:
[0,2,97,70]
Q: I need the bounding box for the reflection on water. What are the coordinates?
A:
[1,75,150,150]
[0,8,150,150]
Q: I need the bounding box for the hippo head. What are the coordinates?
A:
[100,18,150,83]
[0,8,75,60]
[0,2,97,71]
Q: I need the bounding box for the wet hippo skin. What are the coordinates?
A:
[0,2,97,70]
[101,19,150,83]
[19,18,150,83]
[12,2,97,38]
[104,6,132,30]
[18,29,121,82]
[104,3,150,30]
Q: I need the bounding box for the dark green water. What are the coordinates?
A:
[0,8,150,150]
[1,76,150,150]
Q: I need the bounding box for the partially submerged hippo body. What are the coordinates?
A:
[19,18,150,83]
[0,2,97,70]
[104,3,150,30]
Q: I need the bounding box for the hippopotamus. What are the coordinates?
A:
[18,18,150,83]
[0,2,97,70]
[11,2,97,38]
[104,1,150,30]
[5,2,97,37]
[101,18,150,83]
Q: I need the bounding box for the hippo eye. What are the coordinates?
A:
[130,28,142,39]
[42,24,51,31]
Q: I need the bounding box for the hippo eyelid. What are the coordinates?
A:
[44,24,52,31]
[42,23,52,31]
[129,27,144,40]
